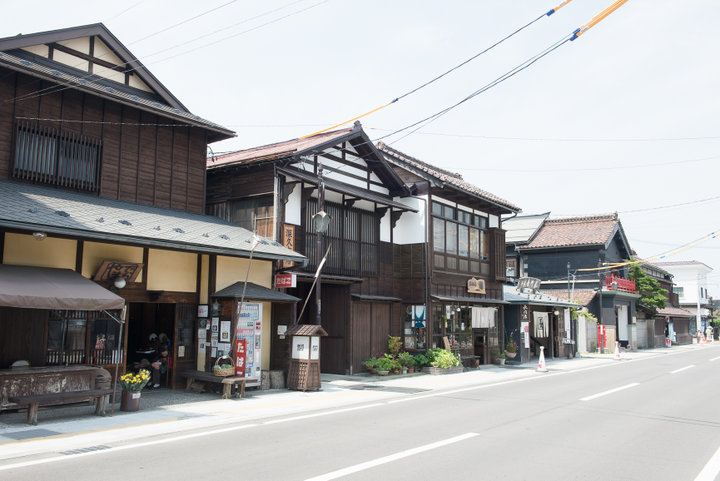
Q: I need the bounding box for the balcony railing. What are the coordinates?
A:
[604,275,636,293]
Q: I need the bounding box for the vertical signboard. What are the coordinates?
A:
[235,339,246,376]
[282,225,295,268]
[236,303,263,378]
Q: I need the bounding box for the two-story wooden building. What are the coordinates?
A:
[0,24,304,387]
[206,122,415,374]
[377,143,521,366]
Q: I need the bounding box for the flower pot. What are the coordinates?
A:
[407,366,414,374]
[505,351,517,359]
[377,370,389,376]
[402,367,408,374]
[120,390,141,412]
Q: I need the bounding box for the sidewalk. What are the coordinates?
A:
[0,343,710,460]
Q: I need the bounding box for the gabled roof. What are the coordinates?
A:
[521,214,630,255]
[0,179,306,263]
[376,142,520,214]
[503,213,550,244]
[656,306,694,318]
[0,24,234,142]
[208,122,409,198]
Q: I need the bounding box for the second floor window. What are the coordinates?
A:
[305,198,378,277]
[13,120,101,192]
[432,201,488,274]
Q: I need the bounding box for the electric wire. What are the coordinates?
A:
[0,0,324,106]
[297,4,564,140]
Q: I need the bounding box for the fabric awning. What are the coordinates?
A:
[0,264,125,311]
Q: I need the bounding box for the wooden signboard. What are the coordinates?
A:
[282,224,296,268]
[93,260,142,282]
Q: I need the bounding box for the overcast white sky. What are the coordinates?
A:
[4,0,719,292]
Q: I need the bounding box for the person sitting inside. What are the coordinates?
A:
[149,345,171,389]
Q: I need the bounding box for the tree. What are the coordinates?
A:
[628,261,667,315]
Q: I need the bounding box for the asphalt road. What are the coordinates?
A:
[3,347,720,481]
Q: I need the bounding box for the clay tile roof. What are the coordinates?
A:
[208,128,353,168]
[540,289,597,307]
[524,214,619,249]
[656,306,694,318]
[375,142,520,213]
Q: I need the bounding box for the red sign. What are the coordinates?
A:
[275,273,296,288]
[235,340,246,377]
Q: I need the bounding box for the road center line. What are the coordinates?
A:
[580,383,639,402]
[670,365,695,374]
[304,433,478,481]
[709,356,720,362]
[695,442,720,481]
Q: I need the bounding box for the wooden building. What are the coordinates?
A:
[206,122,415,375]
[640,262,695,347]
[0,24,304,390]
[505,213,640,350]
[377,143,521,366]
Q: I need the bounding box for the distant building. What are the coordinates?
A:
[651,260,713,334]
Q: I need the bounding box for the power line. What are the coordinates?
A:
[444,153,720,173]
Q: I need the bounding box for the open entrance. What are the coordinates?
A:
[127,302,175,388]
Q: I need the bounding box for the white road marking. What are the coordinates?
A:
[670,365,695,374]
[263,403,384,424]
[579,383,640,402]
[709,356,720,362]
[695,442,720,481]
[0,423,258,471]
[304,432,478,481]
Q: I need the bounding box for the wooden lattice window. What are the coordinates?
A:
[13,120,102,192]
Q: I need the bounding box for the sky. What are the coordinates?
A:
[3,0,720,292]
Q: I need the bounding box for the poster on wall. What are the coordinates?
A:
[564,309,571,340]
[236,303,263,378]
[220,321,231,342]
[211,317,219,333]
[521,321,530,348]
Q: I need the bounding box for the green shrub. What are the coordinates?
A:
[398,351,415,367]
[413,353,429,368]
[427,348,461,368]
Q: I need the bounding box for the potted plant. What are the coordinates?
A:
[413,353,429,369]
[398,352,415,374]
[376,355,395,375]
[363,356,379,374]
[505,336,518,359]
[119,369,150,412]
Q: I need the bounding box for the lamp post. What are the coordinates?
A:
[312,166,331,326]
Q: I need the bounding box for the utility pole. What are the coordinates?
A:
[315,166,325,325]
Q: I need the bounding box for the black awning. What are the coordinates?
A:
[211,282,300,303]
[351,294,402,302]
[432,295,509,305]
[0,264,124,311]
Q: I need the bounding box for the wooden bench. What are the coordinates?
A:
[179,370,260,399]
[9,388,115,425]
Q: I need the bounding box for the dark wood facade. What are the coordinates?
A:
[206,124,413,374]
[0,68,210,213]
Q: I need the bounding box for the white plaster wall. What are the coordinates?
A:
[285,183,302,225]
[393,196,427,245]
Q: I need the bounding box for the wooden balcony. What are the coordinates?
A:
[604,275,636,293]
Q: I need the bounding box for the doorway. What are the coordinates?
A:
[473,330,487,365]
[127,303,175,369]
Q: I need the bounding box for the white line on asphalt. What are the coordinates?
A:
[710,356,720,362]
[695,442,720,481]
[579,383,640,402]
[670,365,695,374]
[263,403,385,424]
[304,432,478,481]
[0,423,259,471]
